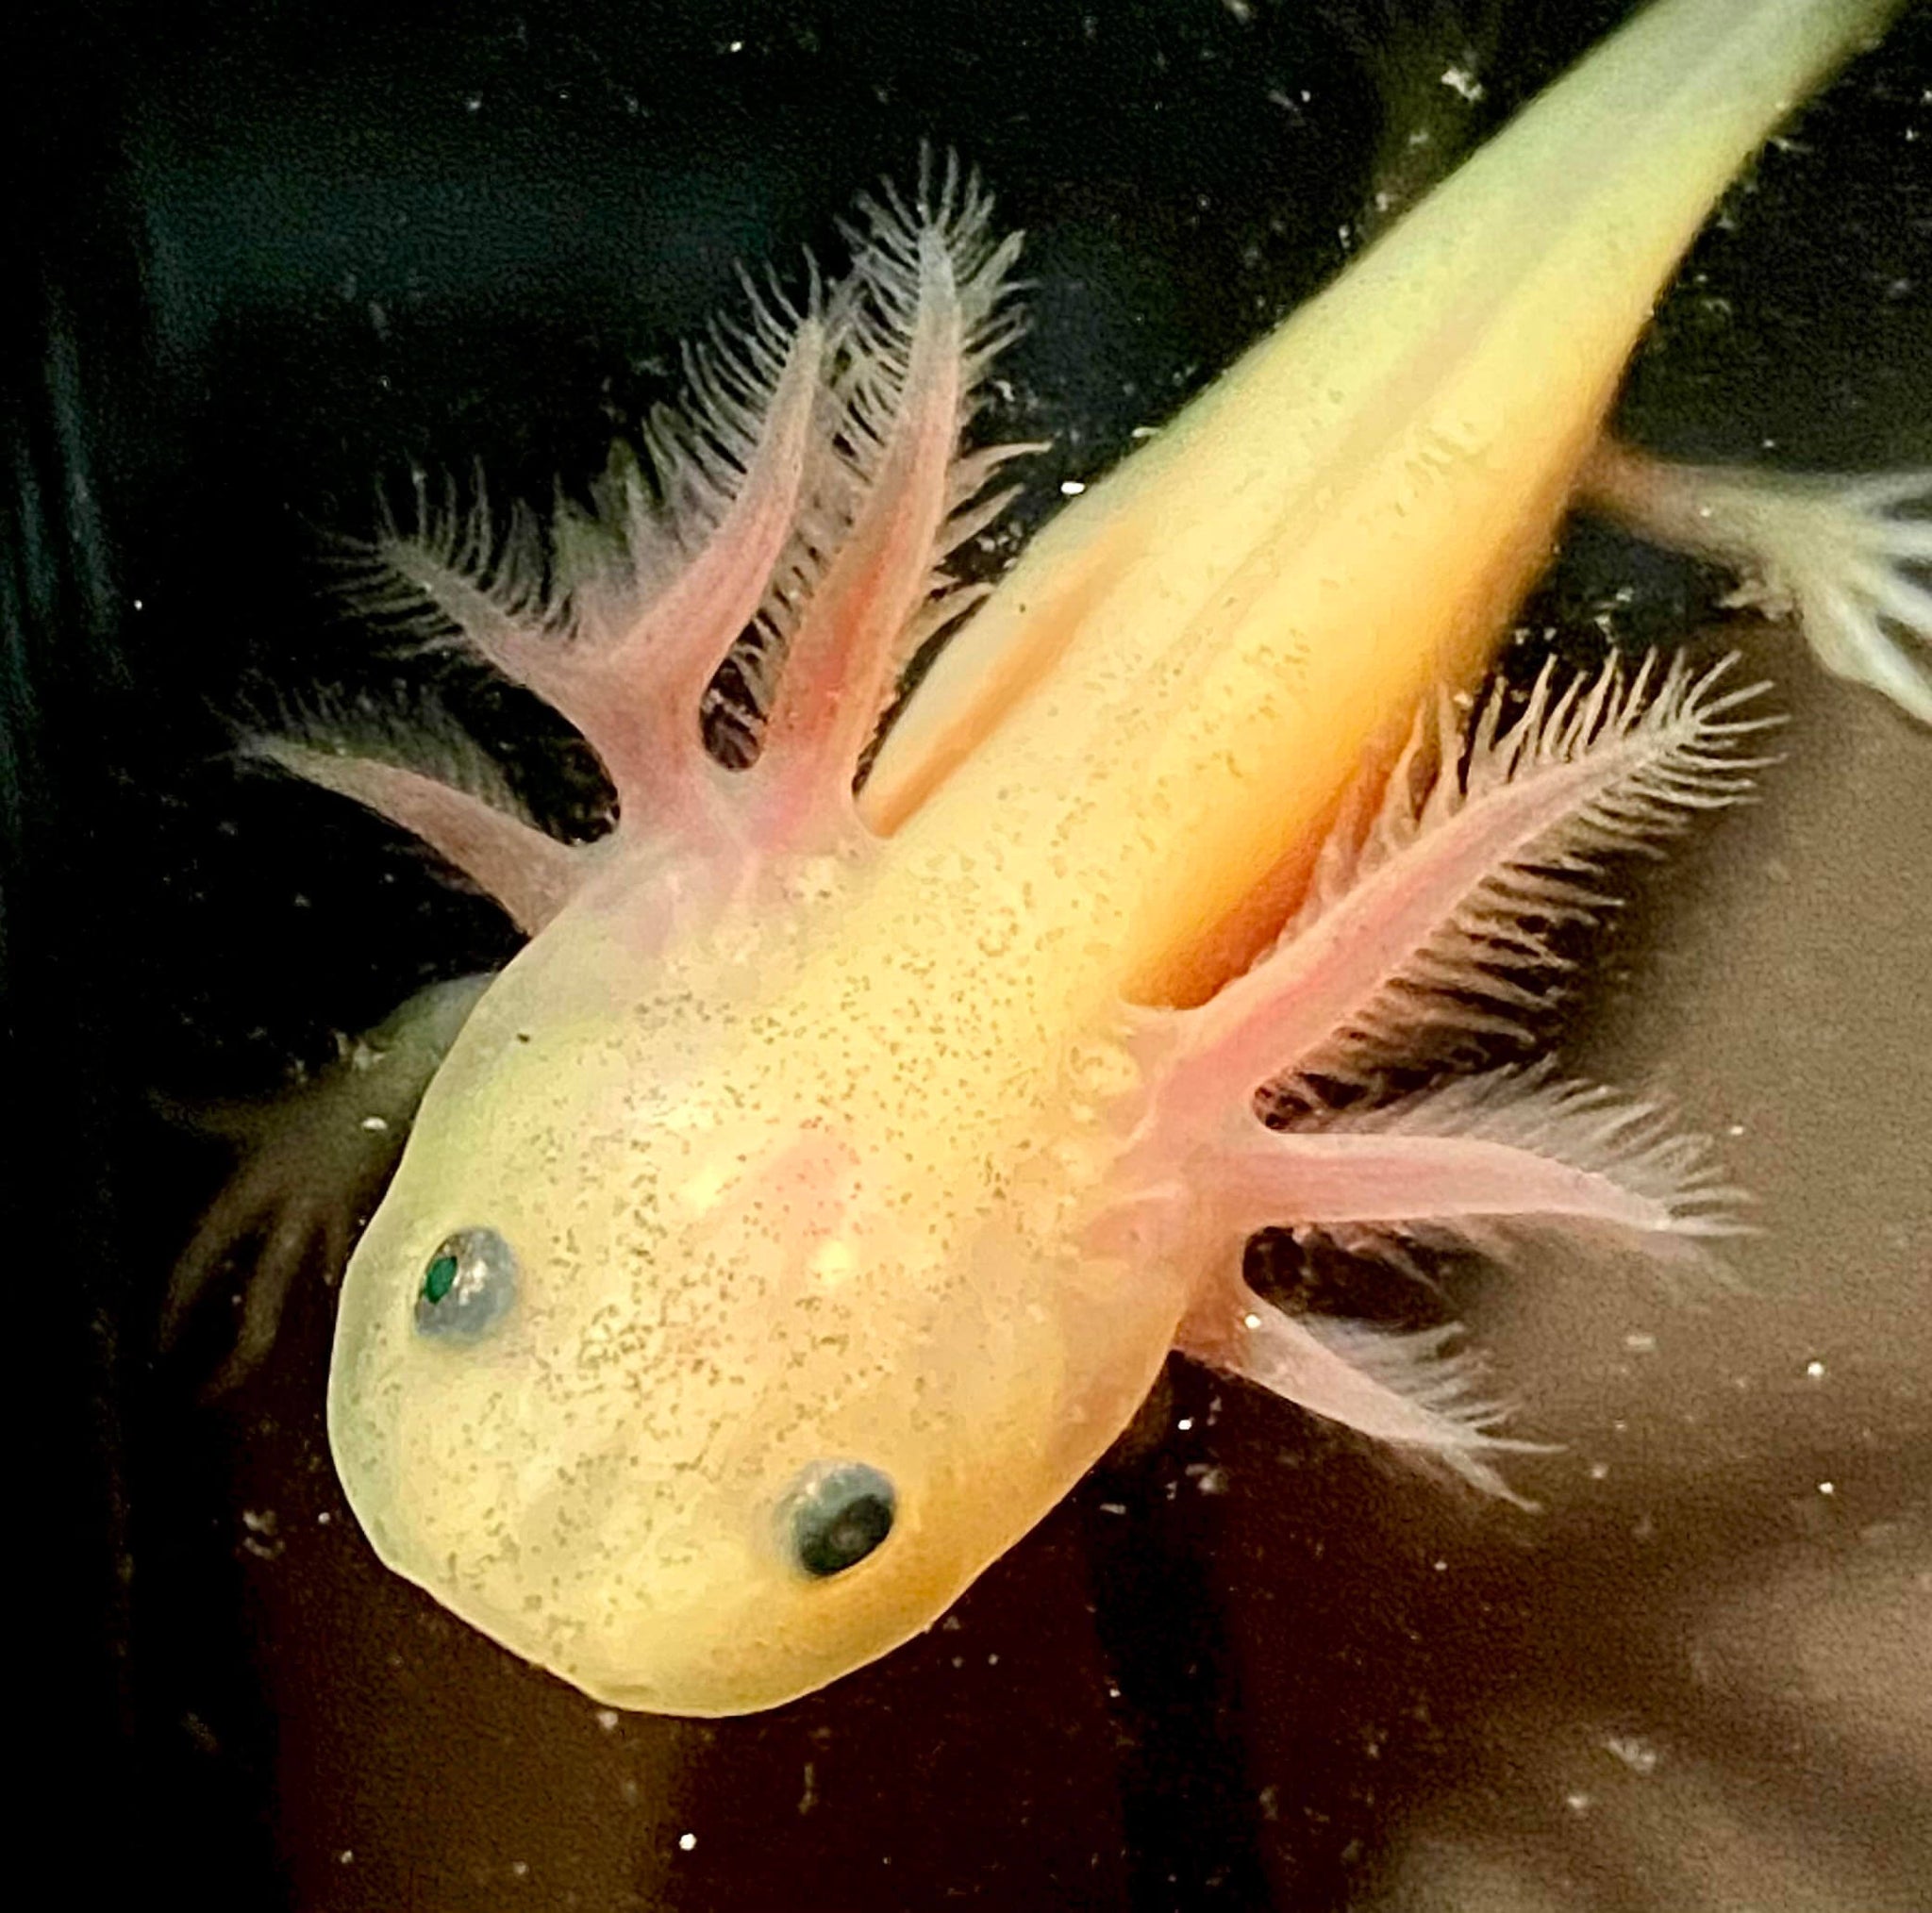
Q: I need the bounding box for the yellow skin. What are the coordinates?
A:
[183,0,1928,1714]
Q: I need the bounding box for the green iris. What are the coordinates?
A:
[421,1252,459,1306]
[413,1227,516,1338]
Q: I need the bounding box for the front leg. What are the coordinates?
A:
[1579,437,1932,723]
[163,973,490,1390]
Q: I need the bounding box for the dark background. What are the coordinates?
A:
[7,2,1930,1908]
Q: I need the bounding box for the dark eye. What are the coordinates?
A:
[784,1461,896,1578]
[414,1227,516,1339]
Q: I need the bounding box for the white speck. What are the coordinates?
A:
[464,93,482,112]
[726,39,743,53]
[359,1115,390,1133]
[132,597,144,610]
[1818,1481,1836,1496]
[594,1708,620,1732]
[1564,1791,1592,1814]
[1176,1416,1194,1432]
[1432,1558,1448,1572]
[677,1833,696,1853]
[1624,1332,1657,1354]
[988,1653,1000,1665]
[1440,65,1484,103]
[1589,1461,1610,1481]
[1059,478,1087,496]
[338,1851,355,1866]
[316,1510,332,1525]
[1726,1123,1746,1137]
[1099,1502,1128,1516]
[1243,1312,1262,1330]
[1603,1734,1659,1775]
[510,1860,530,1879]
[1805,1359,1826,1380]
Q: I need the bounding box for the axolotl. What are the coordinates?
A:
[176,0,1931,1714]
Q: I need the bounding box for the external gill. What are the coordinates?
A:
[269,164,1028,920]
[1183,652,1780,1100]
[1130,654,1773,1494]
[752,179,1026,850]
[859,0,1913,1019]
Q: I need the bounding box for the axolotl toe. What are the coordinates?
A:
[205,0,1927,1713]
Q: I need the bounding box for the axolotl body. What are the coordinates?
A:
[188,0,1931,1714]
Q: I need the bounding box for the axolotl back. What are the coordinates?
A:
[293,0,1929,1714]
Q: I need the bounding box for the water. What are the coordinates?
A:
[10,1,1928,1905]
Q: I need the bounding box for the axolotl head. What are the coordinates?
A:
[326,930,1186,1715]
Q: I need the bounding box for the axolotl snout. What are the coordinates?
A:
[338,854,1196,1712]
[197,0,1929,1714]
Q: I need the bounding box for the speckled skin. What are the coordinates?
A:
[320,0,1913,1715]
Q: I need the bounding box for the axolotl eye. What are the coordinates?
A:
[414,1226,517,1338]
[783,1461,896,1578]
